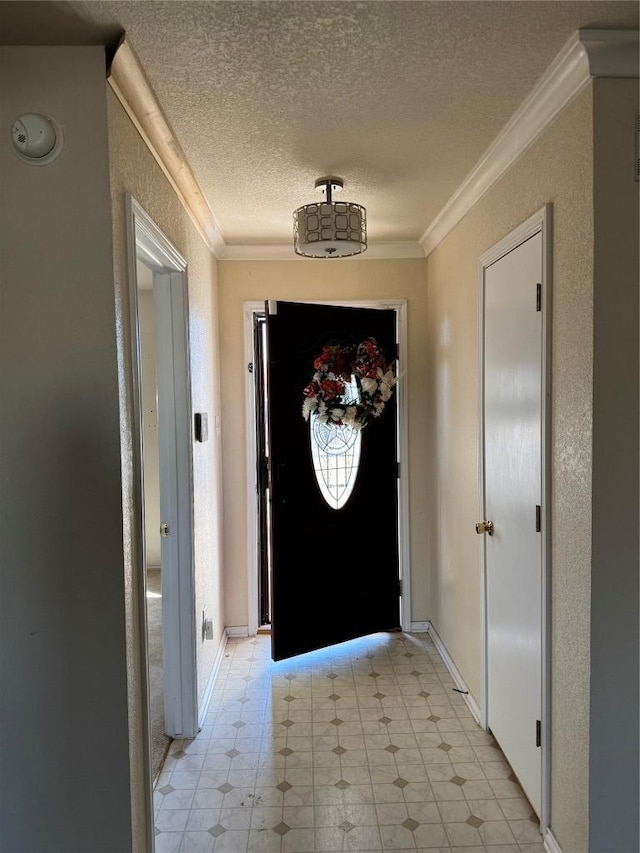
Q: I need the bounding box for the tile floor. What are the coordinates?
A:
[154,631,543,853]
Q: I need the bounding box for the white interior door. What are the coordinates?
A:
[154,271,198,738]
[482,229,543,816]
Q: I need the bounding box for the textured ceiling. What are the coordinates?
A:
[4,1,639,247]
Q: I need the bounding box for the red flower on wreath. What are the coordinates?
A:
[320,378,344,398]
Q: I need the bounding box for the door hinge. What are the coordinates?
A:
[248,362,254,373]
[257,455,269,491]
[536,719,541,748]
[396,462,400,479]
[635,113,639,181]
[397,579,403,597]
[536,283,542,312]
[535,504,541,533]
[160,523,170,538]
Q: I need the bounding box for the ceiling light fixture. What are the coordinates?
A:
[293,177,367,258]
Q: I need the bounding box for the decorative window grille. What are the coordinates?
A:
[309,377,361,510]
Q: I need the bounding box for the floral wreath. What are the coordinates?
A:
[302,337,397,430]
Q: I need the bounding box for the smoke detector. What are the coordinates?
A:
[11,113,63,165]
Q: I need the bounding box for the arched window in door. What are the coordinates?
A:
[309,376,362,510]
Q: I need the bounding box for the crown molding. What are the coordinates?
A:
[578,27,640,77]
[220,242,425,261]
[108,37,226,257]
[419,28,639,257]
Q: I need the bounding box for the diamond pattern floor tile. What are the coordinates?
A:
[154,632,540,852]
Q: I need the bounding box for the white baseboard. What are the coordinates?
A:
[410,621,430,632]
[425,621,482,724]
[198,629,228,728]
[543,829,563,853]
[225,625,249,638]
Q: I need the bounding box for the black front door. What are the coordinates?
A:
[266,301,400,661]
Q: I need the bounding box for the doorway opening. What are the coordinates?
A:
[125,196,198,845]
[244,300,411,644]
[135,257,169,779]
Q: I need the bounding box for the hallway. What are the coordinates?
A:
[153,632,543,852]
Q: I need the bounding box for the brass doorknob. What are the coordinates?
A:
[475,520,494,536]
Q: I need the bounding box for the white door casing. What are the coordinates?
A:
[479,206,551,825]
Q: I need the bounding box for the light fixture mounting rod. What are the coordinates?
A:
[315,176,343,204]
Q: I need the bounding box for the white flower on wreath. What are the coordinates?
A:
[379,369,396,402]
[360,376,378,396]
[342,406,358,426]
[302,397,317,421]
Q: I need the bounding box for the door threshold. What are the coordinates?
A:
[257,625,271,634]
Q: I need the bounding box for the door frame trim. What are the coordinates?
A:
[243,299,411,637]
[125,195,198,756]
[477,204,552,830]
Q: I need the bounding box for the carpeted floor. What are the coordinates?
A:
[146,568,171,782]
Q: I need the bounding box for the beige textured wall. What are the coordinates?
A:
[425,89,594,852]
[218,260,428,629]
[107,89,225,849]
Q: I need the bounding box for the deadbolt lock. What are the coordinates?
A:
[160,523,170,537]
[475,520,494,536]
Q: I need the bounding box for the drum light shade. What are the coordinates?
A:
[293,178,367,258]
